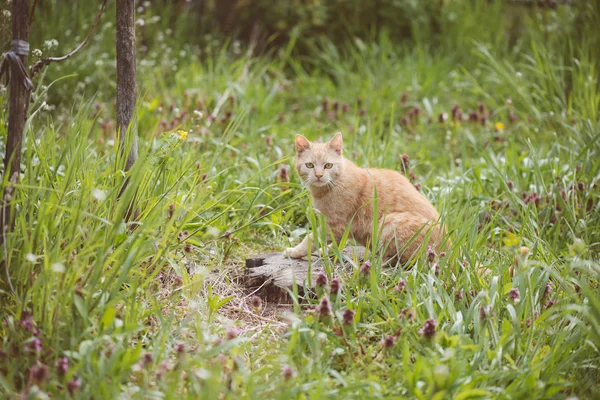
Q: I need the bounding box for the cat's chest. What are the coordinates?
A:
[312,193,368,222]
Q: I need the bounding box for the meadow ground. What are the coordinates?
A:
[1,2,600,398]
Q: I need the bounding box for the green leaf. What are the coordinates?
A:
[101,306,117,329]
[73,295,88,320]
[454,388,490,400]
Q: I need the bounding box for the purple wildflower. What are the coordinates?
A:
[19,310,35,333]
[451,104,462,121]
[401,154,410,172]
[480,305,492,322]
[342,309,355,325]
[418,319,437,339]
[226,327,241,340]
[360,260,371,276]
[315,298,334,326]
[315,297,333,322]
[315,272,328,288]
[282,365,295,380]
[175,343,185,353]
[427,245,436,262]
[57,357,69,376]
[157,360,169,380]
[394,278,407,292]
[142,353,153,367]
[250,295,262,311]
[455,288,464,301]
[468,110,478,122]
[380,335,398,349]
[330,278,341,299]
[29,364,49,385]
[315,271,328,297]
[400,308,415,321]
[25,337,42,353]
[167,203,175,220]
[67,378,81,395]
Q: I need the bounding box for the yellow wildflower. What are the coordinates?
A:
[503,232,520,247]
[177,129,188,140]
[495,122,505,131]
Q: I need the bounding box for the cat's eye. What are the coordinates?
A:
[305,162,314,169]
[324,163,333,169]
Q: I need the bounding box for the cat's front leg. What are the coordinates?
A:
[283,231,342,259]
[283,234,312,259]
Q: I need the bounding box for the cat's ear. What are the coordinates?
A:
[328,132,343,155]
[295,134,311,154]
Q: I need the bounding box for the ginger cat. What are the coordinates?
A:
[284,132,445,264]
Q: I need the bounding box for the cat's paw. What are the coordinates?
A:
[283,247,305,259]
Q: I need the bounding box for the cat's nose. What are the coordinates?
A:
[315,172,323,179]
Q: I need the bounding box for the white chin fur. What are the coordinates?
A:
[309,180,330,188]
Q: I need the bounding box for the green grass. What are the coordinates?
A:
[1,2,600,398]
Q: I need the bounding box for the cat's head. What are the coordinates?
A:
[294,133,343,188]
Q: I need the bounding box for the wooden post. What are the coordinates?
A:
[1,0,31,244]
[116,0,138,172]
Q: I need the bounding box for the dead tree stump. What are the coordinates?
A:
[245,246,365,303]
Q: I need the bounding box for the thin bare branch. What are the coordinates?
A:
[29,0,108,77]
[29,0,39,27]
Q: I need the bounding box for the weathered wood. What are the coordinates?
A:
[245,246,365,302]
[115,0,138,218]
[116,0,138,172]
[1,0,31,245]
